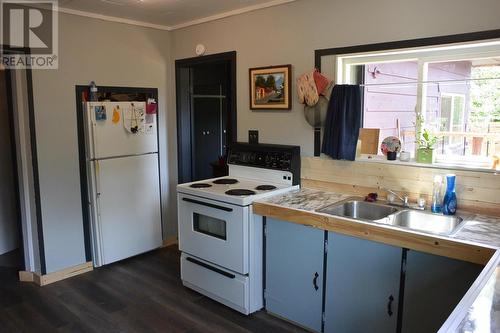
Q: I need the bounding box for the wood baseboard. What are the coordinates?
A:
[18,270,34,282]
[163,236,178,247]
[19,262,93,286]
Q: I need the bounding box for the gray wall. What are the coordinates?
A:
[31,13,173,273]
[28,0,500,273]
[0,69,19,255]
[170,0,500,157]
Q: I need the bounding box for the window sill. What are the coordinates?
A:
[355,154,498,174]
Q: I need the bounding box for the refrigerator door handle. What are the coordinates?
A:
[89,159,104,267]
[87,102,99,161]
[94,160,102,204]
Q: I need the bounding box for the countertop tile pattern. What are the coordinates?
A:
[256,188,500,333]
[260,188,350,212]
[455,216,500,249]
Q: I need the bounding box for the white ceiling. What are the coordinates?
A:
[58,0,295,30]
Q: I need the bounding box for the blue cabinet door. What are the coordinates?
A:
[265,218,324,332]
[324,232,402,333]
[402,250,482,333]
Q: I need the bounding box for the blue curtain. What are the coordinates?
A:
[321,85,362,161]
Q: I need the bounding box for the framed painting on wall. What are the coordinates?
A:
[249,64,292,110]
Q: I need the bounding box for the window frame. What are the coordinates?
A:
[440,93,466,132]
[325,40,500,168]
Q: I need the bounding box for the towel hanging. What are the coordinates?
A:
[321,85,362,161]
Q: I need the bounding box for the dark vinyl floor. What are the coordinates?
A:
[0,249,22,268]
[0,246,306,333]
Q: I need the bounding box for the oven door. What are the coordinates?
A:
[178,193,249,274]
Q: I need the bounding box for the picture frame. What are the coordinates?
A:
[249,64,292,110]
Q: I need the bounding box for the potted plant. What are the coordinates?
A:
[414,108,439,164]
[416,129,438,163]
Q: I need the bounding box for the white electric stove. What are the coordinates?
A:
[177,143,300,315]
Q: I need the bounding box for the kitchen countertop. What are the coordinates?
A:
[253,187,500,333]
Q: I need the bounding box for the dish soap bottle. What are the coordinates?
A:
[442,174,457,215]
[431,175,443,213]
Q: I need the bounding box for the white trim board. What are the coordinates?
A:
[58,0,296,32]
[168,0,296,30]
[57,7,171,31]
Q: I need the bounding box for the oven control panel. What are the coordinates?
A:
[228,151,293,171]
[227,143,301,186]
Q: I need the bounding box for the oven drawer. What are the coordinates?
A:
[178,193,249,274]
[181,253,249,314]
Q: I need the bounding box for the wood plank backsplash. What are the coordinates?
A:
[301,157,500,216]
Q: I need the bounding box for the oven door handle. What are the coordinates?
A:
[186,257,236,279]
[182,198,233,212]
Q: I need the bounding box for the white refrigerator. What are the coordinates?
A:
[85,101,162,267]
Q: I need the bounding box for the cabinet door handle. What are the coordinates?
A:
[387,294,394,317]
[313,272,319,291]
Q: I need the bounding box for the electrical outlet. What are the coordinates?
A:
[249,130,259,144]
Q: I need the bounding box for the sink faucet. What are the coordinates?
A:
[382,188,409,207]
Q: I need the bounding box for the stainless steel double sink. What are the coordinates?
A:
[318,197,466,236]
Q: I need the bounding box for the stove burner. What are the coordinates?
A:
[256,185,277,191]
[225,189,256,196]
[190,183,212,188]
[213,178,239,185]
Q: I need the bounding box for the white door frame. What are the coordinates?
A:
[8,68,42,274]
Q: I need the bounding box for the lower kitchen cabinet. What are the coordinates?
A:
[401,249,483,333]
[265,218,325,332]
[264,218,484,333]
[324,232,403,333]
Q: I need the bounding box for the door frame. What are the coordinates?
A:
[1,45,45,274]
[2,64,24,268]
[75,85,160,263]
[175,51,237,183]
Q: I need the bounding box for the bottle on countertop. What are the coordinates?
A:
[431,175,443,213]
[442,174,457,215]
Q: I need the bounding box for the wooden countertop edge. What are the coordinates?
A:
[253,201,496,266]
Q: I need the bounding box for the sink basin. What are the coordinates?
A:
[319,199,399,221]
[389,210,464,235]
[319,197,466,236]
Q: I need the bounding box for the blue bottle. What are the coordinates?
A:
[442,174,457,215]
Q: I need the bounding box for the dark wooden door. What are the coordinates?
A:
[175,51,236,183]
[192,97,223,181]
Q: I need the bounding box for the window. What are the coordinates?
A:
[336,40,500,168]
[193,213,227,240]
[440,93,465,149]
